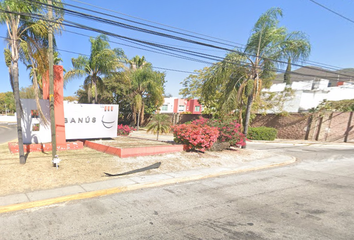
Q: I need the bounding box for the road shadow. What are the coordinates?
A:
[104,162,161,177]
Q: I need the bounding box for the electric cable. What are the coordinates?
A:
[66,0,244,47]
[2,8,354,81]
[309,0,354,24]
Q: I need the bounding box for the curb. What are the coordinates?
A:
[0,156,296,214]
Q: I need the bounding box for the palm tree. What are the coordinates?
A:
[128,56,164,129]
[130,65,164,130]
[202,8,311,146]
[65,34,126,104]
[127,55,151,70]
[0,0,63,164]
[282,32,311,85]
[146,114,171,140]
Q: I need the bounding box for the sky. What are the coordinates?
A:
[1,0,354,97]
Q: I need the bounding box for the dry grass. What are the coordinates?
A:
[0,138,272,197]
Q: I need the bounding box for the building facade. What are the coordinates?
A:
[262,79,354,113]
[160,97,203,114]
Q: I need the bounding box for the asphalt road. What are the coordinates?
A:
[0,123,17,144]
[0,143,353,239]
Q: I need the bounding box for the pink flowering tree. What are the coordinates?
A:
[191,117,246,147]
[172,124,219,152]
[117,124,136,136]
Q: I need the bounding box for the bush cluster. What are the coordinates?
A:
[172,117,246,151]
[172,124,219,152]
[248,126,277,140]
[191,118,246,147]
[117,124,136,136]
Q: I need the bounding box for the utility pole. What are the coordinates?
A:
[48,0,57,164]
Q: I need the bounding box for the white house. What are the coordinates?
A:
[262,79,354,113]
[159,97,176,113]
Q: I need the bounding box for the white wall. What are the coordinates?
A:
[299,91,329,111]
[263,80,354,113]
[291,80,313,90]
[327,86,354,101]
[0,115,16,123]
[21,99,51,144]
[160,97,176,113]
[262,90,302,113]
[21,100,119,144]
[268,83,286,92]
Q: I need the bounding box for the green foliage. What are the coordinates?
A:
[0,91,15,114]
[128,56,165,126]
[65,34,126,104]
[63,96,78,102]
[248,127,278,140]
[313,99,354,112]
[19,86,42,99]
[179,68,206,99]
[101,72,131,112]
[146,114,171,140]
[198,8,311,135]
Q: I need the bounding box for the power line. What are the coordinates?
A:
[62,29,215,66]
[2,7,354,81]
[0,33,198,75]
[57,48,196,74]
[66,0,244,47]
[63,0,354,75]
[309,0,354,24]
[47,0,239,49]
[36,1,354,79]
[60,0,354,73]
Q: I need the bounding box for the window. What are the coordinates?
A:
[195,106,200,112]
[31,110,39,118]
[178,105,185,112]
[32,123,40,131]
[161,105,168,111]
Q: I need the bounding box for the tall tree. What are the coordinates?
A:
[128,56,165,129]
[0,0,63,164]
[202,8,311,145]
[64,34,126,104]
[283,32,311,85]
[0,91,15,114]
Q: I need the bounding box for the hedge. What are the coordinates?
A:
[248,126,277,140]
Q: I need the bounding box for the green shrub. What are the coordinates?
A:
[248,127,277,140]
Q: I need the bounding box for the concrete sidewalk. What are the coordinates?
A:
[0,153,295,214]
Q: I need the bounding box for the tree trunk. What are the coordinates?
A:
[94,81,97,104]
[157,131,159,140]
[242,93,254,149]
[140,103,145,126]
[136,111,140,131]
[92,81,96,104]
[13,61,26,164]
[48,0,57,164]
[284,57,292,85]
